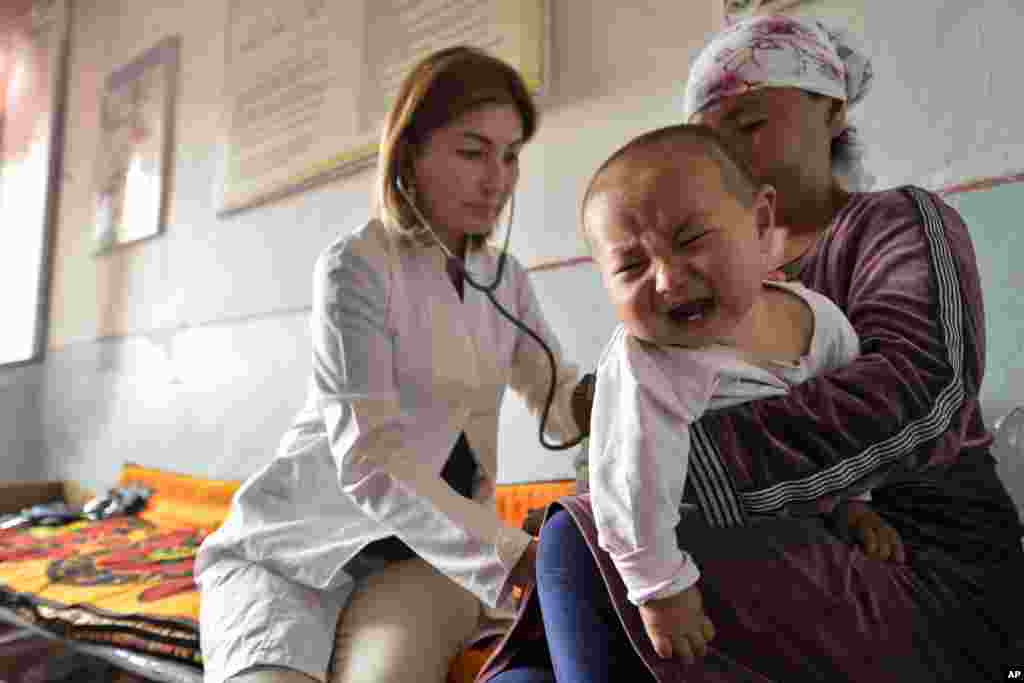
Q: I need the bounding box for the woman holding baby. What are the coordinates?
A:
[483,14,1024,683]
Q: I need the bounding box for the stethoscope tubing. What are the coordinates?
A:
[397,180,585,451]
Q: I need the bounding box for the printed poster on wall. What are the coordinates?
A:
[724,0,809,23]
[217,0,548,215]
[93,36,179,254]
[722,0,862,35]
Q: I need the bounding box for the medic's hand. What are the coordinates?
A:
[639,584,716,664]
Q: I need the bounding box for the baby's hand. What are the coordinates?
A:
[834,500,906,563]
[638,584,716,664]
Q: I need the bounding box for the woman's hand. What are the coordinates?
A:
[508,538,539,591]
[834,500,906,563]
[572,373,596,436]
[639,585,716,664]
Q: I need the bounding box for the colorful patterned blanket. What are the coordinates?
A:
[0,463,240,668]
[0,463,573,680]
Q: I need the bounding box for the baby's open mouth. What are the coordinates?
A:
[668,299,713,323]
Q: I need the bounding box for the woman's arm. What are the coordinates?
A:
[313,235,532,608]
[689,189,987,519]
[590,333,710,606]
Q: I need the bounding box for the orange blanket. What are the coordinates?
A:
[0,463,573,676]
[0,463,239,667]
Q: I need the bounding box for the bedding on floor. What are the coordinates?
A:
[0,463,239,669]
[0,463,574,682]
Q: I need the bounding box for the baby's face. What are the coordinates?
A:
[586,150,772,348]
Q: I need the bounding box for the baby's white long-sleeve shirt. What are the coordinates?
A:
[589,281,861,606]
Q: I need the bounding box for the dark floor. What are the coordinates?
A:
[0,623,152,683]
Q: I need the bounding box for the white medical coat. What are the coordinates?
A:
[195,219,582,609]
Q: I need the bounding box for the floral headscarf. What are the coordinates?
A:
[683,14,875,189]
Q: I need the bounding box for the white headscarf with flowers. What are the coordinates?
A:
[683,14,875,190]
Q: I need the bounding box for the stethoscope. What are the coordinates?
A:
[396,177,587,451]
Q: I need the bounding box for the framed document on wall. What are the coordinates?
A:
[725,0,810,23]
[93,36,179,254]
[217,0,549,215]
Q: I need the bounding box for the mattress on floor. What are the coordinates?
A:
[0,462,576,683]
[0,463,239,676]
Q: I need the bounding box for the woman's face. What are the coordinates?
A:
[411,103,524,253]
[691,87,839,222]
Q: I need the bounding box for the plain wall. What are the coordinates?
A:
[1,0,1022,509]
[0,363,45,482]
[946,184,1024,514]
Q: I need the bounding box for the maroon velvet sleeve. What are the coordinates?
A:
[694,188,991,516]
